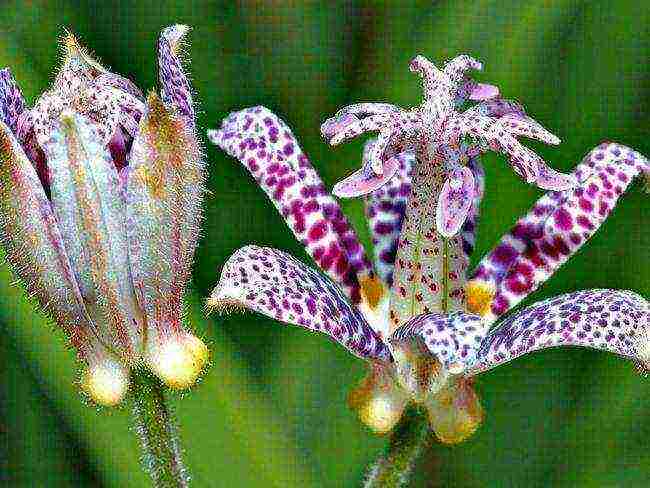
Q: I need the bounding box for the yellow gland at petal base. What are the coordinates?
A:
[465,280,495,317]
[82,357,130,406]
[424,378,484,444]
[348,364,409,434]
[146,332,209,389]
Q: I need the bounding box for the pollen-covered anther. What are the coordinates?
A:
[465,280,495,316]
[147,332,209,390]
[82,357,130,407]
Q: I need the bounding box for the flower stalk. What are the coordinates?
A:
[365,407,430,488]
[131,369,189,488]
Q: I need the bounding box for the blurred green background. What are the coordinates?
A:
[0,1,648,486]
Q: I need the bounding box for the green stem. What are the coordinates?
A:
[131,370,189,488]
[364,408,431,488]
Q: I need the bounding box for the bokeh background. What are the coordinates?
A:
[0,1,648,486]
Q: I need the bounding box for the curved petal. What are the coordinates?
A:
[158,24,194,125]
[390,312,485,372]
[436,165,475,238]
[0,68,26,133]
[468,289,649,375]
[208,106,374,304]
[207,245,391,362]
[467,143,648,322]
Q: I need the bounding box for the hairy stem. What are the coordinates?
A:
[364,408,430,488]
[131,370,189,487]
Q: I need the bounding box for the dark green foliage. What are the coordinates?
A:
[1,1,648,486]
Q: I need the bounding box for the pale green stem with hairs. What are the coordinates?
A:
[131,370,189,488]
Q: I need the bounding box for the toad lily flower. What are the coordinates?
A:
[322,54,577,239]
[0,25,207,406]
[208,102,649,444]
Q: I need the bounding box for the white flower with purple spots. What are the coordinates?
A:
[209,103,648,444]
[322,54,576,240]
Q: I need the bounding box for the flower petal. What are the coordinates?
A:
[467,143,648,322]
[0,121,102,361]
[0,68,26,133]
[158,25,194,125]
[390,312,485,372]
[208,106,374,304]
[43,111,143,359]
[468,289,649,375]
[126,93,205,337]
[207,245,391,361]
[364,146,414,287]
[435,165,475,238]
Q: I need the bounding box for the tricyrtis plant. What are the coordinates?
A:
[0,25,206,487]
[208,54,649,459]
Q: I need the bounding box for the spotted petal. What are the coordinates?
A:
[459,157,485,258]
[391,312,486,372]
[208,245,391,361]
[0,68,26,133]
[158,25,194,125]
[126,93,205,337]
[467,143,649,322]
[436,165,475,238]
[468,289,649,375]
[208,106,374,304]
[364,146,414,287]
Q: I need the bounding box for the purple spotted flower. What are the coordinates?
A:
[0,26,208,406]
[209,104,648,443]
[322,54,577,239]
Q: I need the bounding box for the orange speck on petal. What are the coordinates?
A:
[359,274,386,310]
[465,280,495,316]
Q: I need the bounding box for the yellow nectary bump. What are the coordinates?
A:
[359,274,386,310]
[147,332,209,390]
[465,280,495,316]
[424,378,484,444]
[348,365,408,434]
[82,358,130,407]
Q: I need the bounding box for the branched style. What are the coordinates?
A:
[0,25,208,406]
[209,53,649,446]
